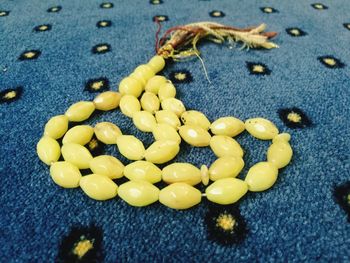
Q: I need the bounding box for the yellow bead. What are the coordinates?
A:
[179,125,211,147]
[62,125,94,145]
[118,180,159,207]
[93,91,121,111]
[61,143,93,169]
[158,82,176,101]
[129,72,147,86]
[267,141,293,168]
[65,101,95,122]
[180,110,211,130]
[116,135,145,160]
[79,174,118,201]
[155,110,181,129]
[145,75,167,94]
[140,92,160,113]
[245,162,278,191]
[119,95,141,117]
[162,163,201,185]
[50,161,82,188]
[159,183,201,209]
[133,64,155,82]
[89,155,124,179]
[210,117,245,137]
[144,140,180,164]
[94,122,122,144]
[148,55,165,73]
[132,111,157,132]
[272,133,291,143]
[161,98,186,117]
[124,161,162,183]
[119,77,143,97]
[210,135,243,157]
[37,136,61,165]
[44,115,69,139]
[245,118,279,140]
[209,156,244,181]
[201,164,209,186]
[205,178,248,205]
[152,123,181,144]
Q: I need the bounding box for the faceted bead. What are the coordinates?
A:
[44,115,69,139]
[119,77,143,97]
[144,140,179,164]
[148,55,166,73]
[94,122,122,144]
[80,174,118,201]
[158,82,176,101]
[133,64,155,82]
[267,141,293,168]
[37,136,61,165]
[210,135,243,157]
[119,95,141,118]
[155,110,181,129]
[245,118,279,140]
[116,135,145,160]
[132,111,157,132]
[62,125,94,145]
[180,110,211,130]
[145,75,167,94]
[152,123,181,144]
[179,125,211,147]
[162,163,202,185]
[205,178,248,205]
[50,161,82,188]
[209,156,244,181]
[140,92,160,113]
[123,161,162,183]
[245,162,278,191]
[65,101,95,122]
[210,117,245,137]
[93,91,121,111]
[61,143,93,169]
[89,155,124,179]
[159,183,201,209]
[118,180,159,207]
[161,98,186,117]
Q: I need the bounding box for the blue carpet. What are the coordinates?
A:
[1,0,350,262]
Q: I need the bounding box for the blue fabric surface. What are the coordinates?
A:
[1,0,350,262]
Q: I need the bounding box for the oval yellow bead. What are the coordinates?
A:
[132,111,157,132]
[119,77,143,97]
[129,72,147,86]
[245,118,279,140]
[245,162,278,191]
[158,82,176,101]
[118,180,159,207]
[37,136,61,165]
[159,183,201,209]
[62,125,94,145]
[119,95,141,118]
[161,98,186,117]
[273,133,291,143]
[44,115,69,139]
[152,123,181,144]
[201,164,209,186]
[140,92,160,113]
[116,135,145,160]
[210,135,243,157]
[209,156,244,181]
[210,117,245,137]
[179,125,211,147]
[267,141,293,168]
[148,55,165,73]
[61,143,93,169]
[79,174,118,201]
[205,178,248,205]
[50,161,82,188]
[123,161,162,183]
[65,101,95,122]
[133,64,155,82]
[145,75,167,94]
[144,140,180,164]
[93,91,121,111]
[155,110,181,129]
[89,155,124,179]
[180,110,210,130]
[162,163,201,185]
[94,122,122,144]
